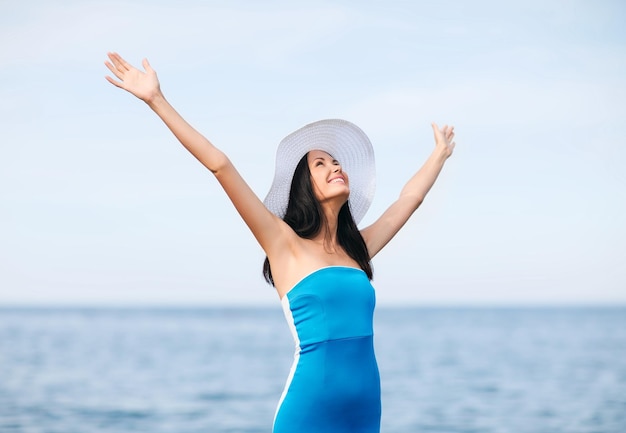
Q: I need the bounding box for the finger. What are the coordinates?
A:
[115,53,133,71]
[104,60,117,73]
[109,52,130,71]
[105,75,124,89]
[104,61,125,80]
[431,123,442,140]
[142,58,152,72]
[107,53,125,72]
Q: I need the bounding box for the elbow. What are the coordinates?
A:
[401,193,424,212]
[410,198,423,213]
[208,150,231,175]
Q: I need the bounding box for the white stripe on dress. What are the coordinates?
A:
[273,295,301,426]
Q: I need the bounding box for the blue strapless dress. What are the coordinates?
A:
[273,266,381,433]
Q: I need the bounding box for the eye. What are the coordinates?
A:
[315,161,324,167]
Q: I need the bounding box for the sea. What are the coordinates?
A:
[0,306,625,433]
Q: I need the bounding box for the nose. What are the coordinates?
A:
[333,164,342,173]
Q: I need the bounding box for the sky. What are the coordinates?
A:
[1,0,625,307]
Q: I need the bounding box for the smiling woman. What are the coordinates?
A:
[309,150,350,201]
[104,51,455,432]
[260,119,378,288]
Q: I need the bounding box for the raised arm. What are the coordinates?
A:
[361,123,455,258]
[104,52,288,254]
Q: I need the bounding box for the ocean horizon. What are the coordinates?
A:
[1,306,624,432]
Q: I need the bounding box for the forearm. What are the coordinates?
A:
[147,92,228,174]
[399,148,449,208]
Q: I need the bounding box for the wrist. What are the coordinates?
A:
[145,90,166,109]
[432,146,450,163]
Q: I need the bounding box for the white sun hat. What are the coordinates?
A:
[263,119,376,224]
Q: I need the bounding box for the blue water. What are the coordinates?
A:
[1,307,625,433]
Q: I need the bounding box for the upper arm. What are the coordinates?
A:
[144,96,291,254]
[213,155,291,255]
[360,196,422,258]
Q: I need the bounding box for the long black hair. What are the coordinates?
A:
[263,153,373,286]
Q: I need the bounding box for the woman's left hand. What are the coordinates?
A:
[431,123,456,159]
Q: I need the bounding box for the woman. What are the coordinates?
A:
[104,52,455,432]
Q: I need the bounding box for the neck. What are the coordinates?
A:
[314,204,342,251]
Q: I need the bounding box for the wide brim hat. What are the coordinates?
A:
[263,119,376,224]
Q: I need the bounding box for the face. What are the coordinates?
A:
[307,150,350,205]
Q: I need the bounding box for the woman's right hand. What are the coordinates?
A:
[105,52,161,103]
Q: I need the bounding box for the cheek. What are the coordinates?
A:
[310,171,326,189]
[340,173,350,188]
[311,177,325,198]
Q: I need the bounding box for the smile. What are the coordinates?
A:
[329,177,345,184]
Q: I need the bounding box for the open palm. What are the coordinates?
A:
[105,52,160,102]
[432,123,456,158]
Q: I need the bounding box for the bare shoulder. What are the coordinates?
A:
[269,236,361,299]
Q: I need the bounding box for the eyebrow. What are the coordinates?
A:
[313,156,338,163]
